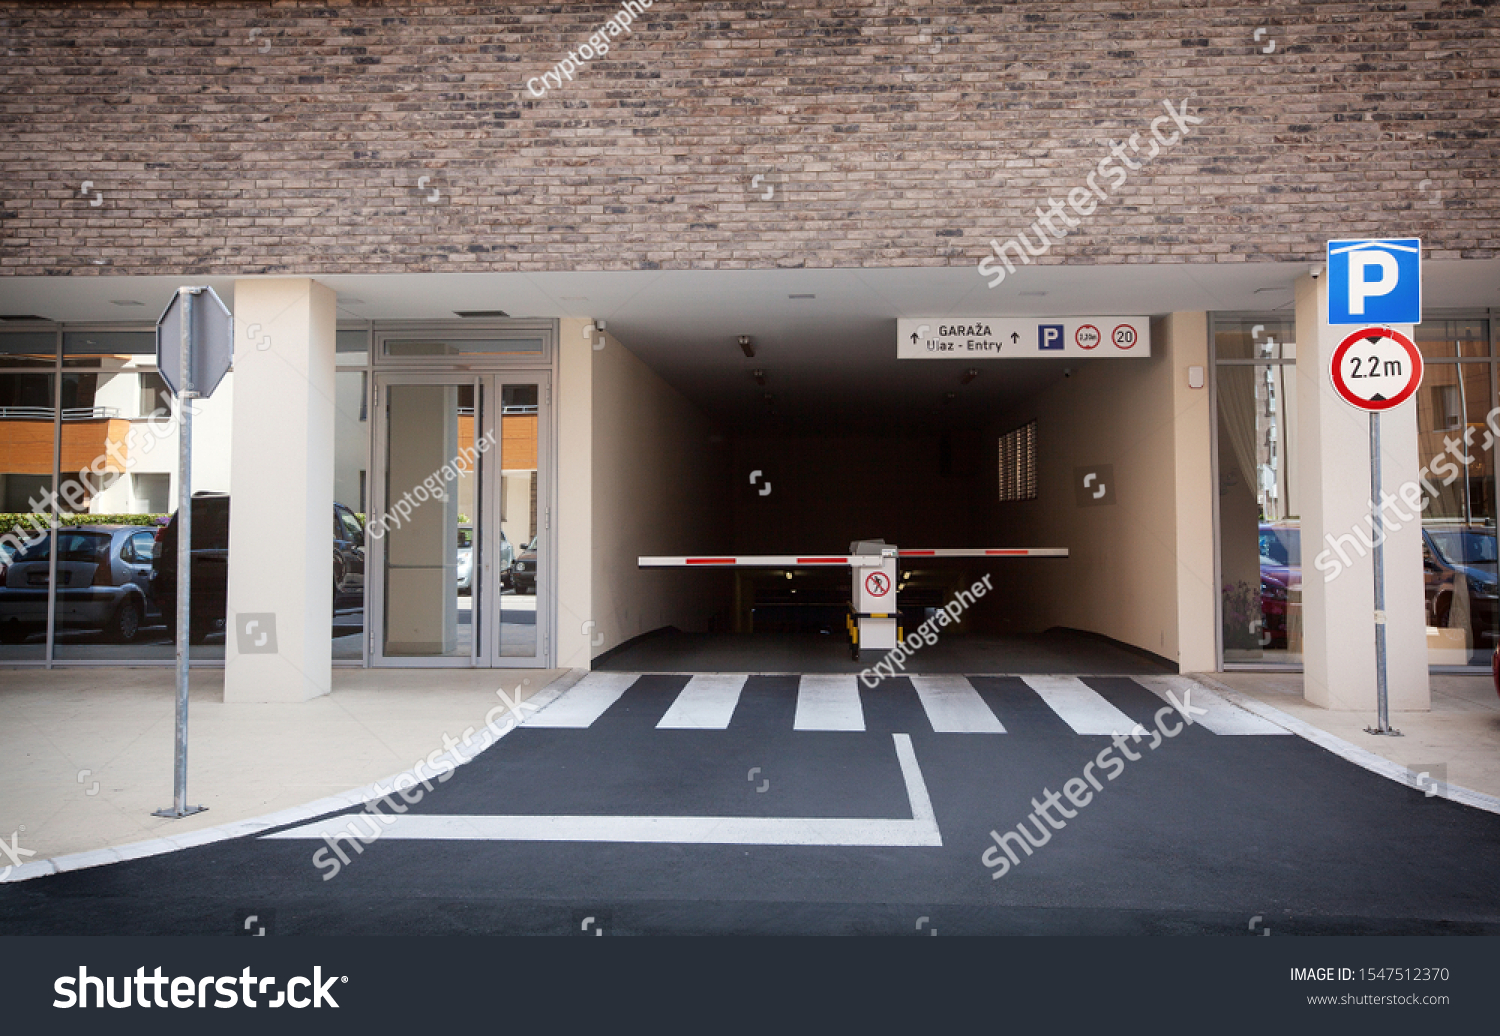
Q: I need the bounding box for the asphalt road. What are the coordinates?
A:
[3,674,1498,936]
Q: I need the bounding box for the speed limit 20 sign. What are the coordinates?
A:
[1329,327,1423,411]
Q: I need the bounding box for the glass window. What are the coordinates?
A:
[139,372,171,418]
[383,337,544,358]
[1217,361,1301,664]
[337,329,370,367]
[62,330,156,359]
[1417,318,1489,361]
[0,372,54,659]
[53,354,231,663]
[1213,316,1297,361]
[1418,332,1496,666]
[333,370,368,661]
[0,330,57,368]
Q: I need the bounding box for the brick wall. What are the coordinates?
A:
[1,1,1496,276]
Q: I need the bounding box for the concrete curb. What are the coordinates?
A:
[1187,673,1500,816]
[0,668,587,884]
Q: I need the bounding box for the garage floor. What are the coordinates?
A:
[593,628,1173,675]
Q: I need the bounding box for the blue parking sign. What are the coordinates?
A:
[1327,239,1421,325]
[1039,324,1065,351]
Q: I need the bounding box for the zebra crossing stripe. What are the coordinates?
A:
[1136,677,1292,735]
[794,675,866,731]
[656,674,748,730]
[1020,675,1140,735]
[909,676,1005,733]
[527,672,638,728]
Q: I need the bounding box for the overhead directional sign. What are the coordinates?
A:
[156,286,234,398]
[897,317,1150,358]
[1327,238,1422,325]
[1329,327,1423,411]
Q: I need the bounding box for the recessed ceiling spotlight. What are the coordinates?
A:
[752,369,767,386]
[961,368,980,385]
[109,299,145,307]
[739,335,755,358]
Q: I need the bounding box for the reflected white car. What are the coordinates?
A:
[456,527,512,594]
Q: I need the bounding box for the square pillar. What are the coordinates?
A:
[1295,272,1430,711]
[555,316,594,670]
[1163,312,1218,673]
[224,278,337,702]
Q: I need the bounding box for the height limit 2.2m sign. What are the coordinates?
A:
[1329,327,1423,412]
[897,318,1151,358]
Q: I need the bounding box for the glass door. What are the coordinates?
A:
[369,373,550,668]
[489,377,549,667]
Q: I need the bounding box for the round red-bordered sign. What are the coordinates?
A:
[864,571,891,598]
[1075,324,1101,350]
[1111,324,1139,350]
[1329,327,1423,412]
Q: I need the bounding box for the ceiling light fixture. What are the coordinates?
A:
[455,310,510,318]
[752,369,766,386]
[961,368,979,385]
[739,335,755,358]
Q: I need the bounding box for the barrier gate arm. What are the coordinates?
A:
[636,548,1069,567]
[637,547,1070,663]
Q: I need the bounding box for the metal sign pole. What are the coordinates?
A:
[155,287,206,818]
[1367,410,1398,736]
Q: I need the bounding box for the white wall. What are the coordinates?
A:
[978,314,1214,667]
[586,326,729,660]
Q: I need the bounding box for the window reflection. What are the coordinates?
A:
[1216,316,1300,664]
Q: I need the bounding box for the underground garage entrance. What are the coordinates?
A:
[587,302,1174,679]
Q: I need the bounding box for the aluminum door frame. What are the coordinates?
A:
[369,372,485,669]
[485,372,551,670]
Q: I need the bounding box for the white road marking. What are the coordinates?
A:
[526,672,639,728]
[1136,676,1293,735]
[1021,675,1140,735]
[656,674,748,730]
[794,675,865,731]
[909,676,1005,733]
[263,734,942,847]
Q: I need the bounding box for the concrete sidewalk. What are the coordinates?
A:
[1206,672,1500,801]
[0,666,563,866]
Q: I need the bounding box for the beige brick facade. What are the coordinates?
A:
[1,1,1496,276]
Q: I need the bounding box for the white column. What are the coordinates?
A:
[224,278,336,703]
[1295,272,1430,711]
[555,317,594,670]
[1164,312,1217,672]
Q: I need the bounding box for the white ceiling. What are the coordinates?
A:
[5,260,1497,431]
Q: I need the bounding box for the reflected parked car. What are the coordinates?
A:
[153,494,366,642]
[1422,525,1499,647]
[456,527,513,595]
[0,525,161,643]
[457,524,474,595]
[1258,522,1301,650]
[510,536,537,595]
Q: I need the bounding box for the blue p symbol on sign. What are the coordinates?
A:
[1039,325,1065,351]
[1327,239,1421,325]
